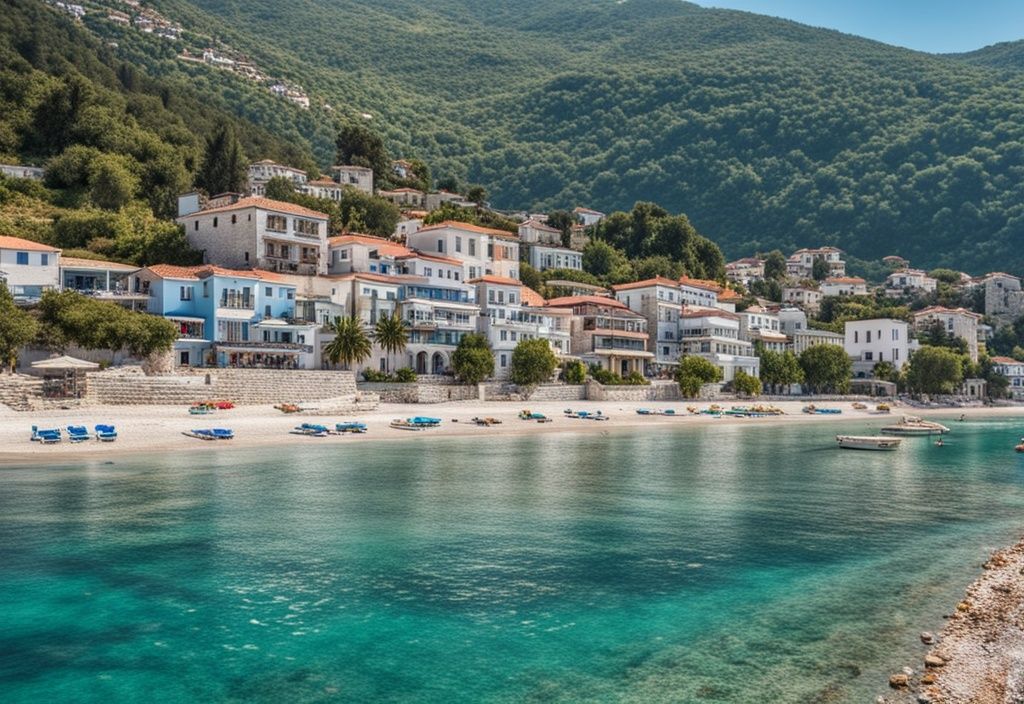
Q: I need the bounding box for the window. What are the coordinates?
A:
[194,221,199,231]
[244,251,249,263]
[213,217,218,227]
[265,287,273,297]
[437,239,444,253]
[266,243,275,257]
[500,330,507,341]
[265,305,272,318]
[469,240,476,256]
[266,215,287,232]
[424,267,432,277]
[180,286,192,301]
[509,292,516,304]
[16,252,28,265]
[455,236,462,253]
[500,354,507,367]
[340,249,349,260]
[41,254,48,266]
[864,351,873,361]
[203,281,209,297]
[892,328,899,340]
[510,331,517,341]
[231,214,237,224]
[854,331,859,343]
[295,219,320,237]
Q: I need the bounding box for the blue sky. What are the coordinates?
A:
[689,0,1024,53]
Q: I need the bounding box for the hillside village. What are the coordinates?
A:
[4,151,1024,403]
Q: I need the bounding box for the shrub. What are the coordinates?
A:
[394,367,417,383]
[562,359,586,384]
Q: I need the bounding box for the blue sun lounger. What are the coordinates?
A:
[67,425,91,443]
[30,426,62,444]
[95,424,118,442]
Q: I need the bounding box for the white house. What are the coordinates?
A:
[738,306,786,352]
[725,257,764,287]
[0,235,60,301]
[678,276,720,308]
[0,164,45,180]
[573,207,605,227]
[777,307,808,337]
[301,179,345,202]
[545,295,652,377]
[378,188,425,208]
[178,196,330,275]
[330,165,374,195]
[407,221,519,281]
[984,272,1024,324]
[782,286,823,314]
[247,160,307,196]
[327,234,411,276]
[613,277,682,370]
[844,319,910,376]
[679,307,760,382]
[991,356,1024,400]
[791,329,845,356]
[786,247,846,279]
[820,276,868,297]
[885,269,937,296]
[528,245,582,272]
[518,219,562,245]
[911,306,981,362]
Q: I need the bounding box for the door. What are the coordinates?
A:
[179,351,190,366]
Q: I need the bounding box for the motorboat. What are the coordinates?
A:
[836,435,902,451]
[880,416,950,436]
[803,405,842,415]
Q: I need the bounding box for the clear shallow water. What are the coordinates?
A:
[2,419,1024,703]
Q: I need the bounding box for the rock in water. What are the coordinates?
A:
[920,631,935,644]
[889,673,910,688]
[924,654,945,668]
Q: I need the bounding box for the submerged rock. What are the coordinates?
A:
[889,673,910,689]
[924,654,946,668]
[920,631,935,644]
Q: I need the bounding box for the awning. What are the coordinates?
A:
[31,355,100,370]
[216,309,256,320]
[167,315,206,323]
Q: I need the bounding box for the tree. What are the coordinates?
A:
[88,154,139,210]
[509,338,558,386]
[436,175,460,192]
[337,188,401,237]
[466,185,487,205]
[675,355,722,397]
[928,269,962,285]
[583,239,629,278]
[750,278,782,302]
[732,369,762,397]
[519,263,544,294]
[451,333,494,384]
[373,311,408,373]
[799,344,852,394]
[324,316,372,370]
[0,282,39,372]
[562,359,586,384]
[763,250,787,281]
[547,210,574,247]
[872,360,899,382]
[264,176,297,200]
[37,290,176,357]
[811,258,830,281]
[198,122,247,195]
[904,346,964,396]
[335,121,389,179]
[758,348,803,393]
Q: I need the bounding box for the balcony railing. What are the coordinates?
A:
[219,294,253,309]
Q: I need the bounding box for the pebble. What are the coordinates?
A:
[902,666,914,676]
[924,654,946,668]
[889,673,910,689]
[920,631,935,644]
[921,673,936,685]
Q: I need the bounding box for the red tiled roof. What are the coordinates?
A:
[520,286,546,307]
[397,250,462,266]
[824,277,866,285]
[680,307,740,320]
[143,264,288,282]
[417,221,518,240]
[0,235,60,253]
[545,295,629,310]
[611,276,679,292]
[991,356,1024,365]
[913,306,982,319]
[718,288,743,301]
[678,276,724,293]
[519,219,561,233]
[182,197,329,220]
[467,274,521,286]
[328,234,411,257]
[60,257,138,271]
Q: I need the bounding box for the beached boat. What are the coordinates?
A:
[274,403,303,414]
[188,404,215,415]
[836,435,902,451]
[803,405,842,415]
[391,417,441,431]
[636,408,655,415]
[291,423,329,437]
[335,422,367,434]
[880,415,950,436]
[183,428,234,441]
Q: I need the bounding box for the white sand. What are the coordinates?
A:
[2,399,1023,464]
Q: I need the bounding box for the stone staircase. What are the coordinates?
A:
[87,368,375,407]
[0,374,43,411]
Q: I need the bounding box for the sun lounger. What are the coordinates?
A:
[31,426,62,444]
[210,428,234,440]
[67,425,91,443]
[183,429,216,440]
[95,424,118,442]
[335,422,367,434]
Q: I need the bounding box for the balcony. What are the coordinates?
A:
[219,294,253,310]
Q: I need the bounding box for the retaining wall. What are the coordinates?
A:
[358,382,481,404]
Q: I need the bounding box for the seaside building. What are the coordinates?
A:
[327,234,411,276]
[247,160,307,196]
[612,277,681,371]
[573,207,605,227]
[0,235,60,302]
[301,178,345,202]
[60,257,147,311]
[819,276,868,297]
[983,272,1024,324]
[777,307,808,337]
[527,245,583,272]
[378,188,425,208]
[884,269,938,297]
[407,221,519,281]
[844,318,911,377]
[178,196,330,276]
[791,329,845,356]
[911,306,981,362]
[545,296,652,376]
[737,306,786,352]
[678,276,721,309]
[424,190,470,211]
[725,257,764,287]
[786,247,846,279]
[394,215,425,240]
[130,265,317,369]
[403,276,478,375]
[991,356,1024,400]
[517,218,562,246]
[679,307,759,382]
[782,285,822,315]
[330,165,374,195]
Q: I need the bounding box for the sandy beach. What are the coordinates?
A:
[3,399,1024,464]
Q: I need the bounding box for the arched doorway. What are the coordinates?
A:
[431,352,445,375]
[415,351,428,374]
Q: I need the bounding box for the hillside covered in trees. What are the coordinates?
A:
[8,0,1024,275]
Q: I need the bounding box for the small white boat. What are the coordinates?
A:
[836,435,902,451]
[880,416,950,436]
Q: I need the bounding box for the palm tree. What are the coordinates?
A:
[324,316,372,371]
[373,311,408,373]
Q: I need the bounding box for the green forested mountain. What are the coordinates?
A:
[11,0,1024,275]
[951,41,1024,71]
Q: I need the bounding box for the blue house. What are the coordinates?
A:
[131,265,319,368]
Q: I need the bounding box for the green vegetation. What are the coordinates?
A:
[675,355,722,397]
[36,289,177,357]
[561,359,587,385]
[798,344,852,394]
[54,0,1024,273]
[903,346,965,396]
[731,369,762,397]
[588,365,650,386]
[362,367,417,383]
[509,338,558,386]
[757,348,804,393]
[372,311,409,373]
[324,316,372,370]
[0,282,39,371]
[451,333,494,384]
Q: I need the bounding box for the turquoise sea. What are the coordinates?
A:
[2,418,1024,703]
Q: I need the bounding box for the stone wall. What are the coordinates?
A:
[88,368,366,406]
[525,384,587,402]
[584,380,682,402]
[358,382,481,404]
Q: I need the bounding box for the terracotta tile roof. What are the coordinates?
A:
[718,288,743,301]
[824,277,866,285]
[467,274,522,286]
[325,272,421,285]
[611,276,679,292]
[182,197,329,220]
[519,219,561,233]
[912,306,982,319]
[306,179,339,187]
[60,257,138,272]
[545,295,629,311]
[680,306,740,320]
[417,221,518,240]
[520,286,546,307]
[143,264,289,283]
[0,235,60,253]
[991,356,1024,365]
[678,276,724,293]
[985,272,1021,281]
[397,250,462,266]
[572,207,604,215]
[328,234,411,257]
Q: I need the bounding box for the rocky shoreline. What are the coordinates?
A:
[881,537,1024,704]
